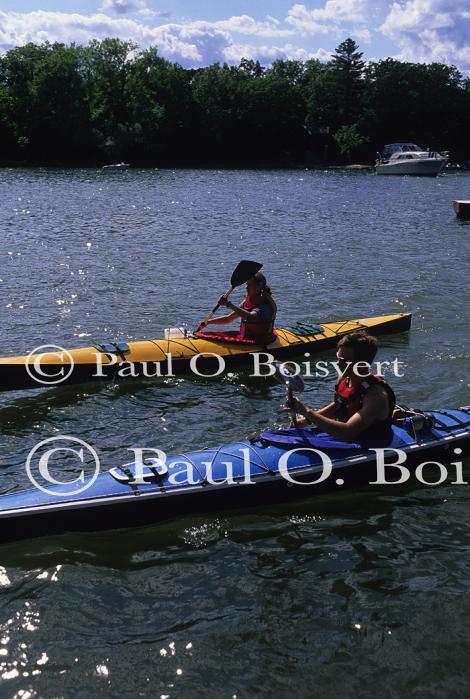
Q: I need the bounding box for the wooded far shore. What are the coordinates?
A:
[1,38,469,167]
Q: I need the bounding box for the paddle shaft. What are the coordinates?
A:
[196,260,262,332]
[197,285,235,330]
[287,385,298,428]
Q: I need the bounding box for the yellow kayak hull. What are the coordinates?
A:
[0,313,411,392]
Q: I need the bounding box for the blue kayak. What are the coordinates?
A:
[1,408,469,544]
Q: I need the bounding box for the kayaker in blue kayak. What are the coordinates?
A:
[198,272,277,344]
[285,331,396,443]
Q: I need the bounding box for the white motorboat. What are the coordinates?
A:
[375,143,446,176]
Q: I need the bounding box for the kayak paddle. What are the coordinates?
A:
[273,361,305,428]
[197,260,262,330]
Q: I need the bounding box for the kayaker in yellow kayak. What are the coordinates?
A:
[285,331,396,443]
[198,272,277,344]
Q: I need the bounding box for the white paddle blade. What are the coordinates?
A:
[273,362,305,393]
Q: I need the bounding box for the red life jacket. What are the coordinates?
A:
[334,374,396,442]
[239,294,276,344]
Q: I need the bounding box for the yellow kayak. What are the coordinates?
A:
[0,313,411,392]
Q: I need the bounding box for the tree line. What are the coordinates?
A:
[1,37,469,166]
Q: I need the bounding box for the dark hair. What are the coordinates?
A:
[337,331,378,363]
[252,271,277,316]
[253,271,272,296]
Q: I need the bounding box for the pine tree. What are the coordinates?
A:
[330,38,365,126]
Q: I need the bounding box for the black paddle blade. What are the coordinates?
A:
[230,260,263,287]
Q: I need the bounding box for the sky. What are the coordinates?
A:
[0,0,469,72]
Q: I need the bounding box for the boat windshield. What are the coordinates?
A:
[395,153,420,160]
[383,143,423,157]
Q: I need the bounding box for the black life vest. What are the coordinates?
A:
[334,374,396,444]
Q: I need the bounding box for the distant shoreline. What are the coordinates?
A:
[0,160,375,170]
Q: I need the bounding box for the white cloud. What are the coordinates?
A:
[303,0,368,23]
[0,10,321,66]
[214,15,295,38]
[285,4,336,34]
[380,0,470,69]
[285,1,379,48]
[352,28,372,42]
[99,0,167,19]
[286,1,383,31]
[0,11,226,63]
[0,11,150,50]
[100,0,149,14]
[0,3,469,72]
[156,23,232,63]
[223,41,323,64]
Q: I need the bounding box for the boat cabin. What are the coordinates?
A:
[383,143,424,158]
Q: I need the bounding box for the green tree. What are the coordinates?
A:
[124,47,196,163]
[191,59,308,163]
[265,59,305,85]
[242,66,307,161]
[0,83,16,158]
[83,38,136,157]
[28,43,91,160]
[306,39,366,140]
[364,59,468,156]
[0,42,91,161]
[333,124,368,161]
[239,58,264,78]
[0,43,49,157]
[191,63,248,158]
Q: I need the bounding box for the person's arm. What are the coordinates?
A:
[223,299,257,321]
[287,387,388,441]
[292,400,335,427]
[200,296,257,328]
[199,310,239,328]
[315,401,336,418]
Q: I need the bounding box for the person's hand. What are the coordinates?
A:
[290,415,309,428]
[198,319,209,329]
[282,396,303,413]
[218,295,229,307]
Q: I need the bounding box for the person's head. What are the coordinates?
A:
[246,272,271,300]
[336,331,378,378]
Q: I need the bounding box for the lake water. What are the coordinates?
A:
[0,167,469,697]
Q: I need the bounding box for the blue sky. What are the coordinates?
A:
[0,1,469,72]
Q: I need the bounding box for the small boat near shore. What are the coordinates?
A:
[0,313,411,392]
[0,406,468,544]
[376,143,446,176]
[101,162,130,170]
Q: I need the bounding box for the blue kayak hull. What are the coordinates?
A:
[1,408,469,543]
